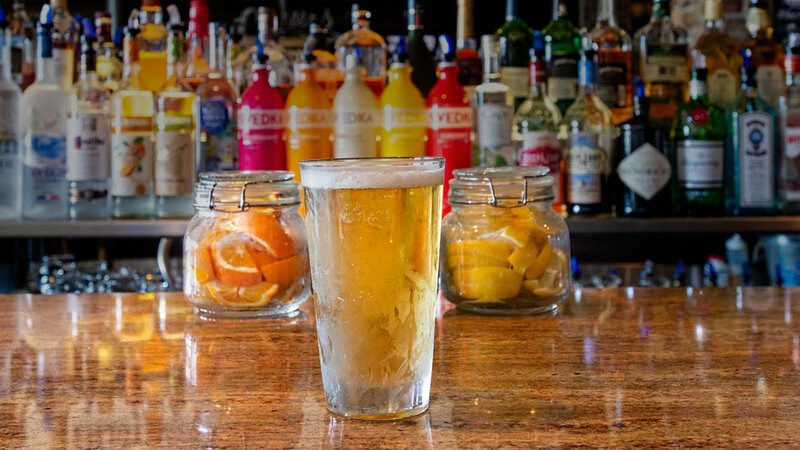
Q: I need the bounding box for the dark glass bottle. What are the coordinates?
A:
[407,0,437,98]
[542,0,581,114]
[615,78,672,216]
[497,0,532,110]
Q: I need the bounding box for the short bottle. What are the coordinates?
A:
[333,56,379,158]
[474,35,514,166]
[0,12,23,218]
[379,40,427,158]
[238,51,286,170]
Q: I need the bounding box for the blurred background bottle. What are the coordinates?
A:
[542,0,581,114]
[0,9,23,219]
[588,0,632,125]
[334,5,386,97]
[474,34,514,166]
[407,0,437,98]
[9,0,34,90]
[380,39,427,158]
[50,0,76,92]
[497,0,532,110]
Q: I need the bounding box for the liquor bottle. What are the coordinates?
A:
[67,19,111,220]
[226,21,243,85]
[9,0,35,90]
[0,12,23,218]
[455,0,481,101]
[743,0,786,106]
[155,21,194,219]
[51,0,77,93]
[238,50,286,170]
[427,47,473,215]
[334,5,387,97]
[181,34,208,92]
[633,0,690,128]
[380,39,427,158]
[94,12,123,93]
[693,0,743,109]
[588,0,632,125]
[542,0,581,114]
[21,6,68,220]
[563,55,614,216]
[725,66,777,216]
[333,56,379,158]
[497,0,533,110]
[406,0,437,98]
[475,35,514,166]
[779,30,800,213]
[196,22,239,172]
[137,0,168,93]
[110,21,155,219]
[303,23,338,103]
[670,68,726,216]
[231,7,294,99]
[285,53,333,181]
[186,0,208,53]
[614,78,671,217]
[515,55,563,211]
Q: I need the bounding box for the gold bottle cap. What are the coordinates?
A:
[704,0,723,20]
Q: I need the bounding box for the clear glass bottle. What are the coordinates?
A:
[693,0,743,108]
[231,7,293,99]
[195,22,239,173]
[8,0,35,90]
[22,6,68,220]
[50,0,76,93]
[67,19,111,220]
[155,22,194,219]
[563,55,614,216]
[475,35,514,167]
[589,0,632,125]
[497,0,533,110]
[137,0,167,93]
[0,15,23,219]
[779,30,800,213]
[726,66,777,216]
[743,0,785,106]
[633,0,689,128]
[334,5,386,97]
[94,12,123,93]
[542,0,581,114]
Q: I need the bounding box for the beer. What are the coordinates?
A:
[301,157,444,420]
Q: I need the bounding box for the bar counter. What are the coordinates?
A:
[2,288,800,447]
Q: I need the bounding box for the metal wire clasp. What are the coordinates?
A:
[207,181,255,211]
[487,175,536,208]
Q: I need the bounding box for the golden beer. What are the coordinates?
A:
[301,158,444,420]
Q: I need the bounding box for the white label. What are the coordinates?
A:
[708,69,738,107]
[785,126,800,159]
[67,113,110,181]
[111,133,154,197]
[382,107,428,130]
[567,132,605,204]
[428,106,473,130]
[547,78,577,103]
[616,142,671,200]
[287,108,333,130]
[52,48,74,91]
[477,104,512,147]
[739,111,774,207]
[334,108,379,129]
[677,140,724,189]
[500,67,529,100]
[155,129,193,197]
[756,65,785,104]
[239,108,286,132]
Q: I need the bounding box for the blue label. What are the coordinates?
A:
[579,60,596,86]
[31,135,66,161]
[200,101,230,134]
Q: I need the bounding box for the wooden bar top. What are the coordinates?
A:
[2,288,800,447]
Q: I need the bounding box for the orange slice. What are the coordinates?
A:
[236,282,280,307]
[245,240,277,268]
[235,213,296,259]
[260,255,302,289]
[191,245,215,283]
[207,280,240,305]
[212,233,263,287]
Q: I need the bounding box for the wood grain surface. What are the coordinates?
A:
[1,288,800,447]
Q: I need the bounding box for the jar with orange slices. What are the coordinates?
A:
[183,172,310,318]
[441,167,571,315]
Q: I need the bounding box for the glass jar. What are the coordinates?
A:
[183,171,310,318]
[440,167,571,315]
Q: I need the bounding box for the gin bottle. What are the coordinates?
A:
[0,12,23,218]
[22,5,67,220]
[779,30,800,213]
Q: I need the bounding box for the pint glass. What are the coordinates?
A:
[300,157,444,420]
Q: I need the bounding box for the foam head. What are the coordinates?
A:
[300,158,444,190]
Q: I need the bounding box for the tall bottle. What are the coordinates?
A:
[137,0,167,93]
[285,53,333,181]
[196,23,238,172]
[427,48,473,215]
[334,5,387,97]
[238,51,286,170]
[9,0,35,90]
[182,6,209,92]
[51,0,76,93]
[110,21,154,219]
[0,10,23,218]
[497,0,533,110]
[67,19,111,220]
[475,35,514,166]
[670,67,726,216]
[455,0,481,101]
[589,0,632,125]
[542,0,581,114]
[693,0,743,109]
[155,22,194,218]
[614,78,671,217]
[743,0,786,106]
[406,0,437,98]
[22,5,67,219]
[380,40,427,158]
[726,66,778,216]
[186,0,208,53]
[333,56,379,158]
[94,12,123,93]
[779,30,800,213]
[563,55,614,216]
[515,55,563,211]
[633,0,689,127]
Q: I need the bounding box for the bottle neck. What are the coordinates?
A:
[437,62,458,81]
[0,29,12,82]
[36,30,56,83]
[408,0,423,34]
[389,63,411,81]
[456,0,473,43]
[506,0,517,22]
[690,79,708,100]
[596,0,618,27]
[632,95,648,118]
[746,5,771,38]
[79,50,97,79]
[529,61,546,97]
[787,56,800,87]
[296,64,316,84]
[651,0,671,21]
[208,33,224,72]
[251,64,269,83]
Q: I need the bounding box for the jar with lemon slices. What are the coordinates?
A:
[441,167,571,315]
[183,172,310,318]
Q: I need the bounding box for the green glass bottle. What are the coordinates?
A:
[542,0,581,115]
[496,0,532,110]
[671,67,726,216]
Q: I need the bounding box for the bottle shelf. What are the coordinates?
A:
[0,220,189,238]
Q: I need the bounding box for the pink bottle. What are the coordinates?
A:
[237,52,286,170]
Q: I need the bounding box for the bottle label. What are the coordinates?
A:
[756,65,784,104]
[0,141,19,171]
[429,106,473,130]
[427,104,473,185]
[547,54,579,102]
[596,62,627,108]
[334,108,379,158]
[52,48,74,90]
[238,107,286,170]
[676,140,723,189]
[707,68,738,107]
[67,113,110,182]
[616,142,671,201]
[25,134,66,204]
[477,104,512,147]
[288,108,333,130]
[239,107,286,132]
[518,131,562,204]
[383,107,428,130]
[201,132,238,171]
[200,100,230,133]
[111,133,154,197]
[738,111,774,207]
[155,114,193,197]
[499,67,529,101]
[567,132,605,205]
[785,126,800,159]
[644,43,689,83]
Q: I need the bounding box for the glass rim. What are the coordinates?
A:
[300,157,445,190]
[300,157,445,171]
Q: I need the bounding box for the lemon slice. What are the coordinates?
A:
[508,240,540,275]
[524,243,552,280]
[451,267,522,300]
[446,253,508,269]
[447,240,515,261]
